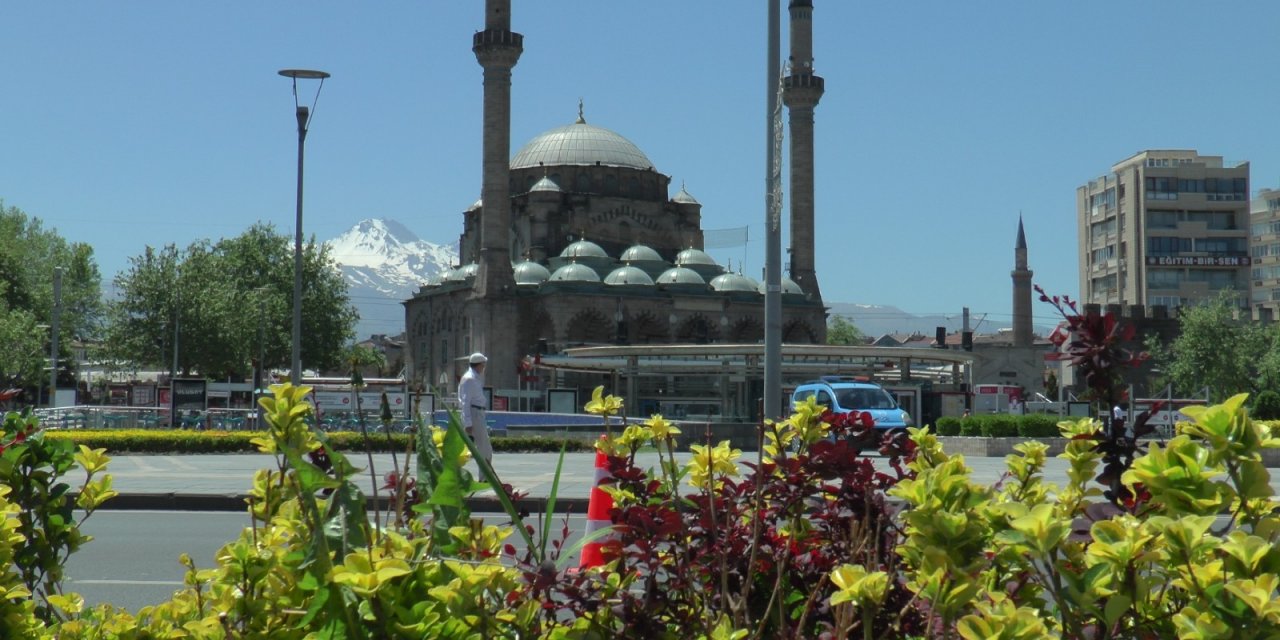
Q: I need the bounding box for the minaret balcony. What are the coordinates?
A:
[473,29,524,67]
[784,73,825,91]
[782,73,824,107]
[473,28,523,48]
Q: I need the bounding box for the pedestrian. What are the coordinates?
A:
[1112,403,1127,423]
[961,408,971,418]
[458,352,492,463]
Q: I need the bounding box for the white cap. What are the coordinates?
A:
[468,352,488,364]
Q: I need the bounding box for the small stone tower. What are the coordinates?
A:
[1011,216,1034,347]
[782,0,823,300]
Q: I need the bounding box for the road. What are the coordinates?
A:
[67,511,585,612]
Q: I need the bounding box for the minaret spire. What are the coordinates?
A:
[1011,214,1034,347]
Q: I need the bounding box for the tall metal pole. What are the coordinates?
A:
[764,0,783,421]
[279,68,329,386]
[258,290,267,427]
[292,104,308,386]
[49,267,62,407]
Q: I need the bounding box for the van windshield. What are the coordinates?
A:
[837,388,897,410]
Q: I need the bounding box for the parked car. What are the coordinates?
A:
[791,377,912,430]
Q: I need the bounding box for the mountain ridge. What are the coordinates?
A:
[324,219,1031,339]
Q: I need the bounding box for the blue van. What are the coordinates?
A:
[791,377,912,430]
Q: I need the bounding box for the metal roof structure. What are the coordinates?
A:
[538,344,974,382]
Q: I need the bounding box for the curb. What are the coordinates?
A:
[93,492,592,514]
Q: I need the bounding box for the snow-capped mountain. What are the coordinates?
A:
[325,219,457,337]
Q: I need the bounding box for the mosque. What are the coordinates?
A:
[403,0,830,406]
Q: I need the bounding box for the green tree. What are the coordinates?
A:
[826,315,867,346]
[105,223,358,379]
[1148,292,1273,402]
[0,290,45,387]
[341,343,387,378]
[0,202,104,388]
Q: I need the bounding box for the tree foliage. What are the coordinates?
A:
[104,223,358,379]
[826,314,867,346]
[1148,292,1275,402]
[0,202,103,388]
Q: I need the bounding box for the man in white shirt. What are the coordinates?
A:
[1112,403,1127,423]
[458,352,492,463]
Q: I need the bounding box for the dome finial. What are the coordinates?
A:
[576,98,585,124]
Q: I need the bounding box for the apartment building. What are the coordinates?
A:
[1077,150,1251,309]
[1251,188,1280,319]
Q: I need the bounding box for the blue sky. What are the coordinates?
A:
[5,1,1280,331]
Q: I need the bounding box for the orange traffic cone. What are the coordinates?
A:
[578,436,617,570]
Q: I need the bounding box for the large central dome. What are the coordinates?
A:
[511,119,654,171]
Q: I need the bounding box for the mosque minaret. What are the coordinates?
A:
[782,0,823,300]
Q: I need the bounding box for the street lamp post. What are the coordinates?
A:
[278,69,329,386]
[49,267,63,408]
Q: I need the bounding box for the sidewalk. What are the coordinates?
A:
[96,450,1280,513]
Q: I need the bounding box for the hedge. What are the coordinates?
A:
[936,413,1070,439]
[43,430,594,454]
[980,414,1019,438]
[1017,413,1060,438]
[935,416,961,436]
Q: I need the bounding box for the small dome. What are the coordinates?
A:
[444,266,466,282]
[656,266,706,285]
[673,185,699,204]
[604,265,655,286]
[560,240,609,259]
[676,248,718,267]
[530,176,562,193]
[513,261,552,285]
[710,272,760,293]
[467,198,482,212]
[757,276,804,295]
[620,245,663,263]
[549,263,602,283]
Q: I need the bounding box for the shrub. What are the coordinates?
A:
[1017,413,1060,438]
[1253,389,1280,420]
[959,415,982,436]
[936,416,961,436]
[980,414,1018,438]
[29,379,1280,637]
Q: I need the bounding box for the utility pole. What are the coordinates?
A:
[764,0,782,422]
[49,267,62,407]
[257,289,268,428]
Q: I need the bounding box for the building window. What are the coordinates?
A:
[1186,269,1239,288]
[1194,237,1246,254]
[1148,210,1178,229]
[1147,269,1182,289]
[1089,188,1116,215]
[1147,237,1191,255]
[1090,219,1117,242]
[1186,211,1235,230]
[1150,295,1183,308]
[1146,177,1178,200]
